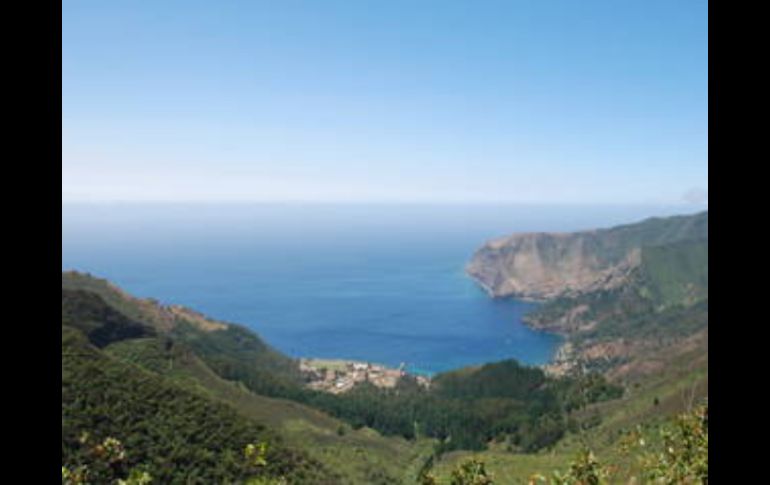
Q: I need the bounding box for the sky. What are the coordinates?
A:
[62,0,708,205]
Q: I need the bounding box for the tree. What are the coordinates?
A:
[640,403,708,483]
[62,436,152,485]
[419,458,494,485]
[450,459,494,485]
[530,401,708,484]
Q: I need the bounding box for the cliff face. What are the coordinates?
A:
[466,232,640,299]
[467,211,708,377]
[466,211,707,300]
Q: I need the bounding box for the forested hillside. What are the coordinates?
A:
[62,324,338,484]
[62,224,707,483]
[62,272,632,483]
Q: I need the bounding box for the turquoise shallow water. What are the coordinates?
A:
[62,203,695,374]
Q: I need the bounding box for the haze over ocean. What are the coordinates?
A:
[63,2,707,373]
[62,202,703,374]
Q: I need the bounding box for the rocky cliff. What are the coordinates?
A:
[466,211,708,377]
[466,211,707,300]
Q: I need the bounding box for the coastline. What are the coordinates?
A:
[465,268,571,373]
[464,269,498,298]
[464,267,549,304]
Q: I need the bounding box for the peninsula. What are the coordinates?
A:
[467,211,708,378]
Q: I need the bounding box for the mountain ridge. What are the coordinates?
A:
[467,211,708,377]
[466,211,707,301]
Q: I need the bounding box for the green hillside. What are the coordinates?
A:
[427,331,707,483]
[62,222,707,485]
[105,336,434,484]
[61,280,432,484]
[63,270,307,406]
[432,212,709,482]
[62,288,156,347]
[559,210,708,267]
[592,210,707,263]
[62,273,623,454]
[62,324,338,484]
[639,239,708,307]
[61,273,636,483]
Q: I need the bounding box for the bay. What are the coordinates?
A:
[62,202,694,375]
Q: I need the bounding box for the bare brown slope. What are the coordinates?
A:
[466,211,707,300]
[467,232,640,299]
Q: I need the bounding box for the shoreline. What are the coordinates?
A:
[464,268,551,304]
[465,270,571,371]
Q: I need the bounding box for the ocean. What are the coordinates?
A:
[62,202,698,375]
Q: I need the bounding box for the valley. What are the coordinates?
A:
[61,211,707,484]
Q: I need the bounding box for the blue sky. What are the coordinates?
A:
[63,0,708,204]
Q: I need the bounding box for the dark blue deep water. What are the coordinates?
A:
[62,203,696,375]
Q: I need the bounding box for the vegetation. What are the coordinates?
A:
[427,329,707,484]
[62,277,623,458]
[420,458,494,485]
[62,289,155,347]
[105,334,423,484]
[532,448,607,485]
[523,217,708,378]
[107,327,621,456]
[63,271,301,386]
[62,269,705,483]
[62,280,427,483]
[423,402,707,484]
[271,359,623,454]
[529,240,708,343]
[581,210,708,265]
[635,403,708,483]
[62,435,153,485]
[533,402,708,484]
[62,323,338,483]
[62,438,302,485]
[168,320,304,396]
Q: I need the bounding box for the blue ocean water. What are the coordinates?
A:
[62,203,698,375]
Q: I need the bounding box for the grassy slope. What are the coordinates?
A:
[63,271,303,387]
[589,210,708,264]
[429,329,707,483]
[62,288,156,346]
[62,325,338,484]
[62,271,176,331]
[640,240,708,307]
[64,236,708,483]
[604,210,707,242]
[62,275,434,484]
[439,214,709,482]
[106,337,435,484]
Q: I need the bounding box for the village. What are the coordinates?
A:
[299,358,430,394]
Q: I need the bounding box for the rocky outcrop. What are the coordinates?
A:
[524,303,596,335]
[466,231,641,300]
[466,211,707,300]
[469,212,709,379]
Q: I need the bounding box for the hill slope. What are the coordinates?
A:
[63,236,707,482]
[62,323,338,484]
[467,211,707,301]
[467,212,707,377]
[63,271,304,390]
[104,336,435,484]
[62,275,435,484]
[62,272,632,482]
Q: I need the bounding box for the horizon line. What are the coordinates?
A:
[62,199,708,207]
